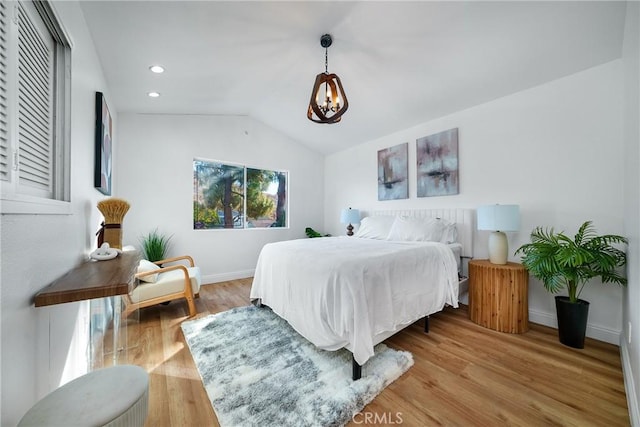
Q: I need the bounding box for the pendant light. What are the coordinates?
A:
[307,34,349,124]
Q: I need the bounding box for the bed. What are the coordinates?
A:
[250,208,474,379]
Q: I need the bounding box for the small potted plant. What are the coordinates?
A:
[515,221,627,348]
[139,228,172,263]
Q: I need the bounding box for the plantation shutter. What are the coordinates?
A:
[17,1,54,196]
[0,2,9,181]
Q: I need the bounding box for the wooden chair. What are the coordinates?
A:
[123,255,201,318]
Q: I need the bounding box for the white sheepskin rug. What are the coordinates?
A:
[181,305,414,427]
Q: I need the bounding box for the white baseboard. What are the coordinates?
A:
[202,269,255,285]
[528,309,621,345]
[620,337,640,426]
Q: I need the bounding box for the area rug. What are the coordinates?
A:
[180,305,413,427]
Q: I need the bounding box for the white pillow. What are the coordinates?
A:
[387,216,446,242]
[137,259,161,283]
[354,216,395,240]
[439,219,458,244]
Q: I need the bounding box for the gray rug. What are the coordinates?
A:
[180,305,413,427]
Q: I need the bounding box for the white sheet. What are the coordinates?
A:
[250,236,459,365]
[448,242,463,273]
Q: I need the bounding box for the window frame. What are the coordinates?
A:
[193,157,289,230]
[1,0,72,215]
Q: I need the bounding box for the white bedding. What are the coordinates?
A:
[250,236,459,365]
[449,242,463,272]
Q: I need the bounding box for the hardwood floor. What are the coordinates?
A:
[110,279,630,426]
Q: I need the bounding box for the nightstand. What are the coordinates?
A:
[468,259,529,333]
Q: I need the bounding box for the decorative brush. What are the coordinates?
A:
[96,198,130,249]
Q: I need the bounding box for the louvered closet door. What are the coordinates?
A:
[17,1,54,198]
[0,2,9,182]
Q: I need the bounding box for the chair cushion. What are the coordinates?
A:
[130,266,201,303]
[137,259,161,283]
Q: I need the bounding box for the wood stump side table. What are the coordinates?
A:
[468,259,529,334]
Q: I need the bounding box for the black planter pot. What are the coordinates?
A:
[555,296,590,349]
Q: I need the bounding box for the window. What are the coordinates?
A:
[1,0,72,214]
[193,159,288,229]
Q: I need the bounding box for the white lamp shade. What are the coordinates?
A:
[340,208,360,225]
[477,204,520,232]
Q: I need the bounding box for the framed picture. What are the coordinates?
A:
[94,92,112,195]
[377,142,408,201]
[416,128,459,197]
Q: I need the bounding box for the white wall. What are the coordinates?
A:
[0,1,114,425]
[325,60,625,344]
[622,1,640,424]
[115,114,325,283]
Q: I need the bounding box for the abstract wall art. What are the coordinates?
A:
[378,142,408,201]
[416,128,459,197]
[94,92,112,195]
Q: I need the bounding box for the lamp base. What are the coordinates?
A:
[488,231,508,264]
[346,224,354,236]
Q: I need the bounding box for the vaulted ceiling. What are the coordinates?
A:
[80,1,627,155]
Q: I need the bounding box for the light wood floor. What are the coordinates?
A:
[111,279,630,426]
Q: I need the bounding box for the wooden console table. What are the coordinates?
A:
[34,251,141,365]
[34,251,140,307]
[468,259,529,334]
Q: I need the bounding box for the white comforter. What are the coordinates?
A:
[250,236,459,365]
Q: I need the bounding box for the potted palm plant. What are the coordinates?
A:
[515,221,627,348]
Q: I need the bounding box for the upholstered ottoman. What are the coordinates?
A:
[18,365,148,427]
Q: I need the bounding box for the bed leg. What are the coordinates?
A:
[352,355,362,381]
[424,315,430,333]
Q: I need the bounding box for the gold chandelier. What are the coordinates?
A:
[307,34,349,124]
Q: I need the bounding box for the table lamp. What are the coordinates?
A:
[340,207,360,236]
[477,204,520,264]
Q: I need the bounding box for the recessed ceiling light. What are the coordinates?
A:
[149,65,165,73]
[148,92,160,98]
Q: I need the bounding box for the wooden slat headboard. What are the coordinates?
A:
[368,208,475,258]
